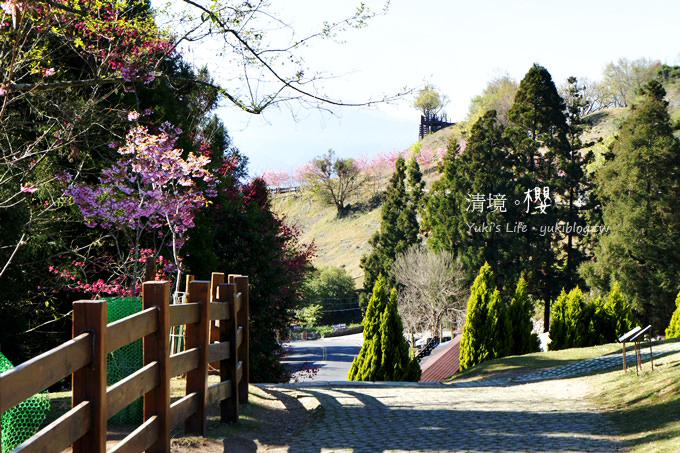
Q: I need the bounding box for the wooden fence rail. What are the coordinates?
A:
[0,272,249,453]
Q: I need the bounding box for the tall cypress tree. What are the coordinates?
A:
[590,81,680,327]
[361,157,421,294]
[508,276,539,355]
[380,288,421,381]
[506,63,571,330]
[459,263,509,369]
[666,292,680,339]
[349,276,421,381]
[348,275,389,380]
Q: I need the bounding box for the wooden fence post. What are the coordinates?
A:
[229,275,249,404]
[210,273,225,357]
[216,283,238,422]
[72,300,107,453]
[184,280,210,435]
[143,281,171,453]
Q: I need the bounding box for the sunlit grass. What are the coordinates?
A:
[585,345,680,453]
[446,342,622,382]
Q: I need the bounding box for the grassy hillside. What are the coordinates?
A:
[271,107,660,289]
[272,192,379,285]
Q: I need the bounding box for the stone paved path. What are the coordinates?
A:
[258,340,680,453]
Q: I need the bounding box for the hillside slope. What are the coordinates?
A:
[271,109,647,288]
[272,192,380,285]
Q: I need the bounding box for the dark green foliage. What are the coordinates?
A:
[349,276,420,381]
[560,77,596,290]
[361,158,421,294]
[424,110,521,290]
[506,63,572,328]
[187,179,315,383]
[586,80,680,328]
[549,284,635,350]
[460,263,510,369]
[420,140,462,253]
[666,292,680,339]
[508,277,539,355]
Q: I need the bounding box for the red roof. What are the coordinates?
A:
[419,335,461,382]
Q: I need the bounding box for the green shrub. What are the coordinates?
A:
[665,292,680,338]
[550,283,636,350]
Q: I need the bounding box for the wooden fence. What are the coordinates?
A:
[0,272,249,453]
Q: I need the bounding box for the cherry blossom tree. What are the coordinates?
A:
[64,119,216,295]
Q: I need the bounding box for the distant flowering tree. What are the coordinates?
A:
[261,169,292,189]
[293,162,315,188]
[64,119,216,295]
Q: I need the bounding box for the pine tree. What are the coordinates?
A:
[506,63,572,330]
[348,275,389,381]
[560,76,595,290]
[379,288,421,381]
[591,80,680,328]
[422,110,523,291]
[349,276,420,381]
[459,263,509,369]
[604,282,636,339]
[508,276,539,355]
[361,157,421,294]
[549,290,569,351]
[665,292,680,339]
[421,140,463,252]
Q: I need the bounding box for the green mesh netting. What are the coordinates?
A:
[1,353,50,451]
[106,296,144,426]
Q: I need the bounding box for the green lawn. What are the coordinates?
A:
[446,342,621,382]
[446,338,680,452]
[584,342,680,453]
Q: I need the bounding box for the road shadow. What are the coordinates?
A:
[275,387,622,452]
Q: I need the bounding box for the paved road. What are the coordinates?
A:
[261,340,680,452]
[283,333,363,382]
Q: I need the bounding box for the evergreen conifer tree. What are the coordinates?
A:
[361,158,421,294]
[349,276,420,381]
[604,282,636,339]
[549,290,569,351]
[589,80,680,327]
[348,275,389,381]
[564,288,588,347]
[379,288,421,381]
[421,140,462,252]
[460,263,509,369]
[560,76,595,290]
[665,292,680,339]
[506,63,572,330]
[422,110,522,291]
[508,276,539,355]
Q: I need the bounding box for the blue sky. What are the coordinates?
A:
[160,0,680,176]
